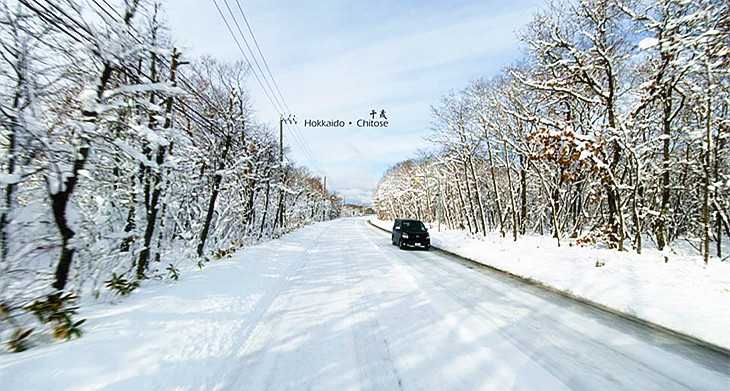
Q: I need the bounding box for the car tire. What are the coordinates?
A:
[424,245,430,251]
[399,239,406,250]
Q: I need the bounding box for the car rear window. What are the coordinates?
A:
[402,221,426,231]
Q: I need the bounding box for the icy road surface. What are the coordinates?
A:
[2,218,729,391]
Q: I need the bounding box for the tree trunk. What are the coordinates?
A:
[52,58,114,291]
[702,91,712,264]
[455,177,471,232]
[486,138,504,236]
[274,170,287,231]
[137,145,167,276]
[714,118,725,258]
[533,160,560,247]
[258,180,271,239]
[120,194,136,252]
[1,91,20,264]
[656,87,672,250]
[50,146,89,291]
[606,143,623,250]
[137,49,180,274]
[632,183,643,255]
[244,183,256,236]
[468,155,487,235]
[153,142,174,264]
[503,144,518,241]
[197,134,232,257]
[460,159,479,234]
[519,155,527,235]
[551,175,562,239]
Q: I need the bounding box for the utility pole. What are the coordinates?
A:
[276,114,296,229]
[278,116,284,162]
[323,176,327,221]
[277,116,283,229]
[278,114,295,160]
[437,179,442,232]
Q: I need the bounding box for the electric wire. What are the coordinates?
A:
[221,0,285,114]
[214,0,324,175]
[211,0,285,115]
[24,0,223,136]
[232,0,289,113]
[226,0,324,174]
[22,0,325,176]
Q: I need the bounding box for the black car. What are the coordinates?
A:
[392,218,430,250]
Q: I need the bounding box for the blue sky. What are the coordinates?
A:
[166,0,542,204]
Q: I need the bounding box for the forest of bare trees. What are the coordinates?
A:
[0,0,339,348]
[374,0,728,262]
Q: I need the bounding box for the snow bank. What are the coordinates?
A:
[370,218,730,350]
[0,225,328,390]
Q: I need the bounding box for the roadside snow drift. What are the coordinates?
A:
[2,218,728,391]
[371,218,730,351]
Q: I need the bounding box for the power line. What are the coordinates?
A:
[222,0,286,114]
[217,1,322,172]
[24,1,227,139]
[98,0,325,176]
[232,0,290,113]
[211,0,285,115]
[19,0,86,44]
[214,0,325,175]
[27,0,326,177]
[231,0,324,172]
[139,2,321,173]
[228,1,323,173]
[285,122,323,173]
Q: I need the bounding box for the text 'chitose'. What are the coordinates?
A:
[303,109,389,128]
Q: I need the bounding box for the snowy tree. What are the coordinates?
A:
[374,0,727,261]
[1,0,342,351]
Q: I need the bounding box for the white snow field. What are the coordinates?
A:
[370,218,730,351]
[2,218,729,390]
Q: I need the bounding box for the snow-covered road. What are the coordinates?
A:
[2,218,728,390]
